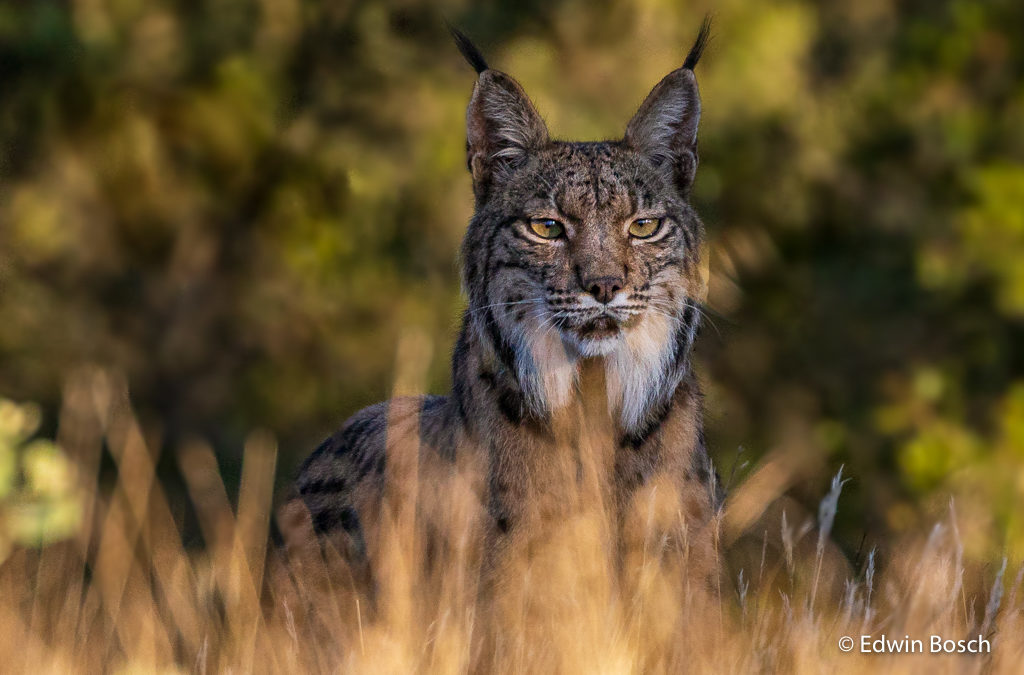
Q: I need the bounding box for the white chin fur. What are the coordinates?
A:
[604,311,679,432]
[511,310,681,432]
[568,333,623,357]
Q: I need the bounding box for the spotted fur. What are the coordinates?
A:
[295,20,721,592]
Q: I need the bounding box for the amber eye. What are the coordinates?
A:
[529,218,564,239]
[628,218,662,239]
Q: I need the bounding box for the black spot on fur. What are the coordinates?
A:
[496,387,525,426]
[312,504,360,534]
[620,396,672,448]
[298,475,348,496]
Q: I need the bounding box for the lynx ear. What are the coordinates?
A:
[624,19,710,196]
[450,27,548,197]
[465,71,548,195]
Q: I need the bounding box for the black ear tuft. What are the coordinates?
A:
[447,22,489,74]
[683,15,712,71]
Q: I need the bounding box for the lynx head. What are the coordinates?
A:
[453,22,710,434]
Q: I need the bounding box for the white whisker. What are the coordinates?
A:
[469,298,542,315]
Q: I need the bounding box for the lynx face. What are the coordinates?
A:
[457,44,707,432]
[483,142,700,359]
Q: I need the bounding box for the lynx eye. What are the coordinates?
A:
[528,218,564,240]
[628,218,662,239]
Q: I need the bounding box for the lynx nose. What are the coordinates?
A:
[584,276,624,304]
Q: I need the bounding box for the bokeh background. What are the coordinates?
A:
[2,0,1023,563]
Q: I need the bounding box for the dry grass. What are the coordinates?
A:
[1,366,1021,674]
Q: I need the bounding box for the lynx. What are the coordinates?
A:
[292,21,721,608]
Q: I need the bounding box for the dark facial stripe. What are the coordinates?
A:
[492,257,542,276]
[590,153,601,209]
[673,303,698,369]
[677,222,692,250]
[480,219,523,374]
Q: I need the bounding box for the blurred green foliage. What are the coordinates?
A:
[0,399,81,560]
[1,0,1023,561]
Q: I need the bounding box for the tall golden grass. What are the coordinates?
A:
[1,360,1021,673]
